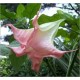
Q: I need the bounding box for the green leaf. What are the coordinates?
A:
[9,40,20,47]
[66,41,78,76]
[38,13,65,26]
[16,4,25,18]
[44,58,57,76]
[5,9,16,19]
[38,10,75,26]
[70,25,78,39]
[0,5,6,19]
[38,10,74,25]
[15,17,27,28]
[2,69,8,75]
[0,41,26,70]
[0,5,6,14]
[76,17,80,29]
[0,5,16,19]
[23,3,41,19]
[0,44,11,56]
[64,37,70,42]
[38,14,64,24]
[71,25,78,31]
[0,14,6,19]
[38,14,51,24]
[57,10,75,25]
[9,40,27,70]
[56,29,69,37]
[9,53,27,70]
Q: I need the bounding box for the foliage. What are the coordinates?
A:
[0,3,80,76]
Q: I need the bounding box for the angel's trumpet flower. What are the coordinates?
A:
[5,12,77,72]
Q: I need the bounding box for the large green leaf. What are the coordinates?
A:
[15,17,28,29]
[38,13,66,27]
[23,3,41,19]
[9,40,20,47]
[57,10,75,25]
[38,14,65,24]
[0,14,6,19]
[4,9,16,19]
[38,10,75,26]
[56,29,69,37]
[2,10,16,19]
[70,25,79,39]
[0,5,6,19]
[0,44,11,56]
[9,40,27,70]
[9,53,27,70]
[0,40,26,70]
[76,17,80,29]
[0,5,16,19]
[29,13,65,28]
[16,4,25,18]
[71,25,79,31]
[0,41,19,57]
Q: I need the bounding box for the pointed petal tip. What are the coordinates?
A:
[63,49,78,53]
[51,49,78,59]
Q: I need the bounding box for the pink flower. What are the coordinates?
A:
[5,12,76,72]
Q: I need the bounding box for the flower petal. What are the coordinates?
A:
[27,49,42,72]
[9,45,26,57]
[28,17,65,57]
[5,24,33,45]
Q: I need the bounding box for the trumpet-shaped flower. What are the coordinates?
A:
[5,12,76,72]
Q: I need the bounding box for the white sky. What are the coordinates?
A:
[0,26,12,36]
[40,7,60,16]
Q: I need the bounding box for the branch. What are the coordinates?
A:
[69,3,80,15]
[56,6,74,10]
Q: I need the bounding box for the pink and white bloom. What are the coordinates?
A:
[5,12,76,72]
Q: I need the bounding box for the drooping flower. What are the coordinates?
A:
[5,12,77,72]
